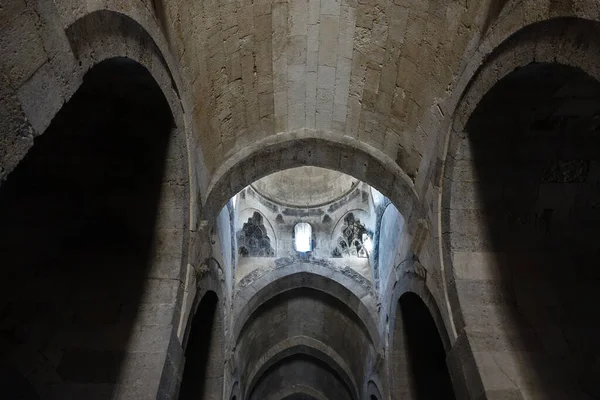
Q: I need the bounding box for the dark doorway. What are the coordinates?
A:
[179,291,223,400]
[455,62,600,398]
[0,58,174,397]
[394,292,455,399]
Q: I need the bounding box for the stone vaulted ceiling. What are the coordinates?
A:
[157,0,498,184]
[251,166,358,206]
[3,0,600,399]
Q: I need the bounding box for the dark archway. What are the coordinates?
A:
[392,293,455,399]
[0,58,180,397]
[281,395,319,400]
[366,379,383,400]
[248,353,353,400]
[448,62,600,398]
[202,131,418,224]
[179,291,223,400]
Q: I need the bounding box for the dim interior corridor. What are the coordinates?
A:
[1,1,600,399]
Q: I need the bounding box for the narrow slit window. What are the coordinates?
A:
[294,223,312,252]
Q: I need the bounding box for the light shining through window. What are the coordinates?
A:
[294,223,312,252]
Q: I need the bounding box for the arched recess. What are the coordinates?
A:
[249,353,353,400]
[202,129,418,224]
[233,266,380,348]
[233,268,378,400]
[266,385,329,400]
[179,291,224,400]
[3,9,189,182]
[228,381,241,400]
[0,56,187,398]
[244,336,358,400]
[442,17,600,400]
[367,379,383,400]
[391,292,455,400]
[235,287,372,400]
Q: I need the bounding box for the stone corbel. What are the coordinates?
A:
[396,253,427,281]
[195,257,224,284]
[403,257,427,281]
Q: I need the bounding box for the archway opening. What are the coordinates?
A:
[367,379,382,400]
[0,58,178,397]
[248,354,352,400]
[215,166,401,400]
[393,293,455,399]
[451,62,600,397]
[179,291,223,400]
[223,166,405,292]
[281,395,319,400]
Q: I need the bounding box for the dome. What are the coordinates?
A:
[251,166,359,207]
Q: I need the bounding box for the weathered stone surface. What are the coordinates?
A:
[3,1,600,399]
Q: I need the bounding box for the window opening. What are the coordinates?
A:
[294,222,312,252]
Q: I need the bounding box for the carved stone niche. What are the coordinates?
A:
[237,212,275,257]
[332,212,371,258]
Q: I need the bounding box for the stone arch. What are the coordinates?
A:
[441,17,600,399]
[202,129,418,223]
[419,11,600,178]
[388,273,451,355]
[249,353,354,400]
[366,380,383,400]
[62,10,201,355]
[179,290,224,400]
[389,290,455,400]
[450,18,600,138]
[15,9,185,152]
[409,14,600,368]
[244,336,358,400]
[383,266,456,396]
[228,381,241,400]
[0,55,187,398]
[233,267,379,400]
[64,9,177,85]
[233,265,379,347]
[1,8,192,194]
[449,7,600,135]
[266,385,329,400]
[181,259,227,352]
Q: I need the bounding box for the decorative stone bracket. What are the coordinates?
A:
[396,254,427,282]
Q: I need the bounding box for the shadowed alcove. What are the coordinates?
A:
[179,291,223,400]
[391,292,455,399]
[0,57,182,397]
[449,62,600,397]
